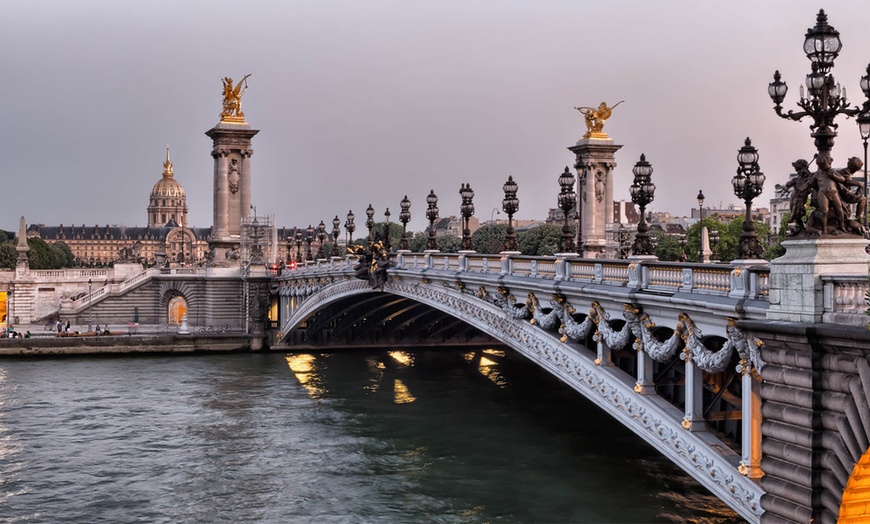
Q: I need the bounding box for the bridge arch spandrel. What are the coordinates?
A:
[278,276,763,521]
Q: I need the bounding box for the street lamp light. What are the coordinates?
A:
[365,204,375,241]
[768,10,870,159]
[399,196,411,251]
[857,104,870,226]
[710,229,720,262]
[332,215,341,257]
[697,190,706,263]
[383,208,392,252]
[733,137,766,259]
[345,210,356,250]
[305,224,314,261]
[557,167,576,253]
[295,228,303,263]
[426,190,439,251]
[316,220,327,259]
[629,154,656,256]
[502,176,519,252]
[87,278,92,332]
[459,183,475,251]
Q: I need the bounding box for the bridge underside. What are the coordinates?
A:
[282,291,500,349]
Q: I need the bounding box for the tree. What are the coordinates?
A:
[471,224,508,254]
[436,235,462,253]
[652,231,684,262]
[407,232,430,253]
[517,224,561,256]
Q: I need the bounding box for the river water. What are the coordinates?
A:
[0,349,743,523]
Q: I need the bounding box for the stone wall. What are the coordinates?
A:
[741,320,870,524]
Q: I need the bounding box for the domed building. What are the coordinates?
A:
[148,147,189,228]
[28,148,211,267]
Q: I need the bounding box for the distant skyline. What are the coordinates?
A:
[3,0,870,233]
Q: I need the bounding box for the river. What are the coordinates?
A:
[0,348,743,523]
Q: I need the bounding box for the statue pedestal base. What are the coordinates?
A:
[767,237,870,323]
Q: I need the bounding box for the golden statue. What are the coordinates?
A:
[220,74,252,122]
[574,100,624,139]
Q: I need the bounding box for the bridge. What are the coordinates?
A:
[276,249,870,524]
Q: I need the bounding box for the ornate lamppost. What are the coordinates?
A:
[697,190,706,263]
[316,221,327,259]
[332,216,341,257]
[295,228,303,263]
[459,183,475,251]
[399,195,411,251]
[710,229,720,262]
[345,210,355,250]
[502,176,519,252]
[629,154,656,256]
[383,208,392,252]
[557,167,576,253]
[365,204,375,241]
[305,224,314,261]
[767,10,870,161]
[733,138,766,259]
[87,278,92,332]
[426,190,439,250]
[858,104,870,226]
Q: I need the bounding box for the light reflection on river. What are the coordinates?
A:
[0,350,743,523]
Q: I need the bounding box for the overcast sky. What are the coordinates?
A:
[4,0,870,233]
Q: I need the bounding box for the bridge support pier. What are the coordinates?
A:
[740,371,763,479]
[682,358,706,431]
[634,349,655,394]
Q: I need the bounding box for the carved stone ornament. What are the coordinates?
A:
[228,158,241,194]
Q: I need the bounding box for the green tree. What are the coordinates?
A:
[0,241,15,269]
[408,232,430,252]
[517,224,561,256]
[652,231,684,262]
[436,235,462,253]
[471,223,508,254]
[54,241,75,267]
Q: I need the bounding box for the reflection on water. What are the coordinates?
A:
[0,349,743,523]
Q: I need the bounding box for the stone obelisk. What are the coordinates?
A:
[569,101,623,258]
[206,74,259,266]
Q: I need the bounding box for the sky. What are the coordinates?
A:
[3,0,870,234]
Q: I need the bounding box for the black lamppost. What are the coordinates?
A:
[697,191,706,263]
[345,210,355,249]
[710,230,720,262]
[399,195,411,251]
[383,208,392,252]
[426,190,439,250]
[365,204,375,241]
[459,183,475,251]
[316,221,327,259]
[305,224,314,261]
[858,103,870,226]
[557,167,576,253]
[87,278,93,332]
[502,176,519,252]
[767,10,870,159]
[629,154,656,256]
[733,137,766,259]
[332,216,341,257]
[294,228,303,263]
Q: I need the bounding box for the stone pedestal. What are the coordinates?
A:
[767,237,870,322]
[568,138,622,258]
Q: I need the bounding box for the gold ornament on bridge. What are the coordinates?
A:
[574,100,624,139]
[220,74,252,123]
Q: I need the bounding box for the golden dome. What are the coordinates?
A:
[150,147,186,198]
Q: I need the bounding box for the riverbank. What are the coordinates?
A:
[0,333,260,356]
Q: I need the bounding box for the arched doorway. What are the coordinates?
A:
[167,296,187,325]
[839,448,870,522]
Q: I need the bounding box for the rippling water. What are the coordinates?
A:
[0,349,742,523]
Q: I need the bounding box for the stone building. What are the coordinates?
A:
[27,148,210,266]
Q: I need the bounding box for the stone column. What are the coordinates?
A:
[205,122,259,265]
[568,138,622,258]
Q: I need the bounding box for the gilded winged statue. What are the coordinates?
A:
[574,100,624,138]
[220,74,252,120]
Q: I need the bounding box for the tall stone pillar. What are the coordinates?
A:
[568,138,622,258]
[205,122,259,266]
